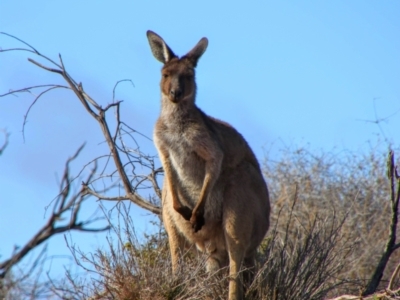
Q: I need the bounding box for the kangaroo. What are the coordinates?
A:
[146,30,270,300]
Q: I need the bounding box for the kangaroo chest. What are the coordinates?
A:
[170,133,205,179]
[156,121,206,196]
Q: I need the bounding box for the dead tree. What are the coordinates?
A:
[0,32,163,295]
[0,32,162,214]
[0,145,110,299]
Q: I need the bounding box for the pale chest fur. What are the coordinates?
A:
[154,119,205,206]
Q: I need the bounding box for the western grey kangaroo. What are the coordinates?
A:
[146,30,270,300]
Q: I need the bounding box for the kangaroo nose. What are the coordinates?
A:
[170,89,182,99]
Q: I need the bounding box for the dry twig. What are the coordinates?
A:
[0,145,109,279]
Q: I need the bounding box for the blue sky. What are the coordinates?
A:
[1,0,399,280]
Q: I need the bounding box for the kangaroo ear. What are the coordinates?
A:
[146,30,177,64]
[182,37,208,67]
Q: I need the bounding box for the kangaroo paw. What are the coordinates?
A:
[190,212,205,232]
[174,205,192,221]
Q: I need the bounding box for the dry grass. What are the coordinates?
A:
[263,145,400,295]
[51,206,230,300]
[47,146,399,299]
[51,201,353,300]
[250,194,354,299]
[3,146,400,299]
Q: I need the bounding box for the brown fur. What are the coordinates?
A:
[146,30,270,300]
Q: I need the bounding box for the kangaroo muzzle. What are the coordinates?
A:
[169,88,182,103]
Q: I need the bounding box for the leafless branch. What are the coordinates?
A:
[389,263,400,291]
[112,79,135,103]
[82,186,131,202]
[356,97,400,143]
[0,145,110,279]
[0,33,162,216]
[22,84,70,141]
[0,33,167,298]
[362,150,400,296]
[0,129,9,155]
[0,84,71,142]
[0,32,62,70]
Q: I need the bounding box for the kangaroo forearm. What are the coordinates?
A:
[164,163,183,208]
[165,172,179,207]
[159,152,183,207]
[193,158,221,215]
[190,170,218,232]
[163,159,192,220]
[193,175,213,214]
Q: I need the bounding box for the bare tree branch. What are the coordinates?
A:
[389,262,400,291]
[22,84,70,141]
[0,32,62,70]
[356,97,400,144]
[0,33,162,216]
[0,129,9,155]
[363,150,400,296]
[0,145,110,279]
[0,33,166,297]
[81,186,131,202]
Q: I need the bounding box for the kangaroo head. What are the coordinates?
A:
[147,30,208,104]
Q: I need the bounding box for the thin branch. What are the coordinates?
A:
[1,32,41,54]
[0,129,9,155]
[356,98,400,144]
[1,32,62,69]
[22,85,70,141]
[28,58,63,74]
[389,262,400,291]
[112,79,135,103]
[0,84,69,97]
[82,185,130,201]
